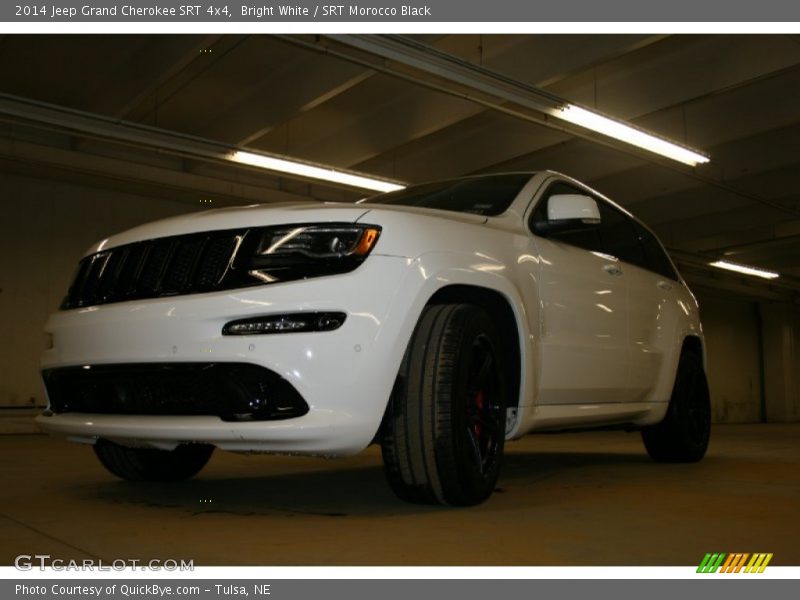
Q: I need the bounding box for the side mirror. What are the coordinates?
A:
[533,193,601,236]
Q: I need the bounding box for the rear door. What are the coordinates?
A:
[625,221,680,401]
[594,201,679,403]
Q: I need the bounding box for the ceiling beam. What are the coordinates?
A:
[705,229,800,255]
[124,35,251,126]
[628,159,800,236]
[293,35,800,220]
[676,217,800,255]
[343,35,668,169]
[280,34,701,172]
[0,92,396,195]
[0,136,311,206]
[471,76,800,219]
[222,64,373,146]
[69,35,229,164]
[71,35,227,158]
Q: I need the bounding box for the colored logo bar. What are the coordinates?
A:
[697,553,773,573]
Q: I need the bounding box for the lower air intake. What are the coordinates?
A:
[42,363,309,422]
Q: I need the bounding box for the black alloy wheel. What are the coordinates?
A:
[642,350,711,463]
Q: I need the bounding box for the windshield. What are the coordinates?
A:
[361,173,533,216]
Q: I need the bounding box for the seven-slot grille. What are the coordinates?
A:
[61,230,246,309]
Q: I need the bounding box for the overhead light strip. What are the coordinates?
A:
[310,37,711,168]
[709,260,780,280]
[552,105,710,167]
[228,150,405,194]
[0,93,408,194]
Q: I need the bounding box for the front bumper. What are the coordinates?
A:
[37,255,420,456]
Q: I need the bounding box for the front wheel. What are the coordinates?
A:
[381,304,508,506]
[94,440,214,481]
[641,351,711,462]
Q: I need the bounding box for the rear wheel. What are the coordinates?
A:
[94,440,214,481]
[641,351,711,462]
[381,304,508,505]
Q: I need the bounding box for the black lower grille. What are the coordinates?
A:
[42,363,309,422]
[61,230,245,309]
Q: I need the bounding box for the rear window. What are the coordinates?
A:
[362,174,533,216]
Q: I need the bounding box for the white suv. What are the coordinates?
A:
[37,171,711,505]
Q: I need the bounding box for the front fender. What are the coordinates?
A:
[379,250,536,439]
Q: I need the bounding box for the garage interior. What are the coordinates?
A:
[1,34,799,565]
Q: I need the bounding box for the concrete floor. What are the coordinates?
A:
[1,423,798,566]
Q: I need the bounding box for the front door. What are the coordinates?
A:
[526,181,631,405]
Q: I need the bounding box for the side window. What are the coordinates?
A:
[530,182,602,253]
[532,181,678,280]
[634,222,679,281]
[596,202,646,268]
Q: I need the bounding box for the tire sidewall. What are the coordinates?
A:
[672,353,711,459]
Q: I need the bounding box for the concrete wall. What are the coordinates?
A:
[695,288,800,424]
[759,302,800,423]
[0,171,199,407]
[695,289,764,423]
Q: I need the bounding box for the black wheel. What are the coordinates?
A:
[641,351,711,462]
[94,440,214,481]
[381,304,508,506]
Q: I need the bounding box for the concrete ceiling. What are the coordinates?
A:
[1,34,799,288]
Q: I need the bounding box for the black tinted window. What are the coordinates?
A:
[597,203,646,267]
[634,222,678,280]
[364,174,532,216]
[532,181,678,279]
[530,182,602,252]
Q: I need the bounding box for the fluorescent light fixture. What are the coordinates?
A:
[228,150,405,193]
[552,104,710,167]
[709,260,780,280]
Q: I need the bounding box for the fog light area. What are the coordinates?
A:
[222,312,347,335]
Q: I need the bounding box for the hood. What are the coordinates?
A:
[355,202,489,227]
[353,205,493,258]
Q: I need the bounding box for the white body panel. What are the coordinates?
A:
[37,171,703,455]
[528,237,630,405]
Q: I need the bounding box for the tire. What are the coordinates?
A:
[381,304,508,506]
[641,351,711,462]
[94,440,214,481]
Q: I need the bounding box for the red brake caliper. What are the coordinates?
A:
[474,390,485,438]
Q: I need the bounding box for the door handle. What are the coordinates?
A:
[603,264,624,276]
[657,280,673,291]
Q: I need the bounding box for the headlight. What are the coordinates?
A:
[231,223,382,285]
